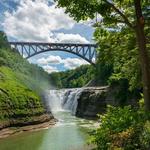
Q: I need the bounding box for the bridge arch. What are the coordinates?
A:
[9,42,97,65]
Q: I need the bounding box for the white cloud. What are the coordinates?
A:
[43,65,58,73]
[37,55,89,71]
[3,0,75,42]
[2,0,90,44]
[37,55,62,65]
[62,58,89,69]
[55,33,89,43]
[46,55,62,64]
[37,57,48,65]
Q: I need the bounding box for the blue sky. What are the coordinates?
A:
[0,0,95,73]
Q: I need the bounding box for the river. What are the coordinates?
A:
[0,89,97,150]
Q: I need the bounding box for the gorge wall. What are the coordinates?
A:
[75,86,139,119]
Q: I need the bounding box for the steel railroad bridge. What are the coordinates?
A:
[9,42,97,65]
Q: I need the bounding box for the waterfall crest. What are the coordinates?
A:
[47,88,83,115]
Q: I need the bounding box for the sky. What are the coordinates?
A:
[0,0,95,73]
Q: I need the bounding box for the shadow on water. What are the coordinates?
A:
[0,130,47,150]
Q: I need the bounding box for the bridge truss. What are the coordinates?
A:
[9,42,97,65]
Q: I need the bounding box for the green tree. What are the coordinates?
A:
[55,0,150,111]
[50,65,94,88]
[94,27,141,90]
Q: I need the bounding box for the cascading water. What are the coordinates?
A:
[62,88,83,115]
[46,90,65,112]
[47,88,83,115]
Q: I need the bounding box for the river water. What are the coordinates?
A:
[0,89,97,150]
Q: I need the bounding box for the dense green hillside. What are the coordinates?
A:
[50,65,94,88]
[0,31,53,129]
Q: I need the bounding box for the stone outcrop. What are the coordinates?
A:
[76,86,138,119]
[0,113,56,130]
[76,87,107,119]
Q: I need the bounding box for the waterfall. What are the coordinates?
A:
[47,90,65,112]
[62,88,83,115]
[46,88,83,115]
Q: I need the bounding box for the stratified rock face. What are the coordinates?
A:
[75,86,139,119]
[76,87,107,119]
[0,114,55,130]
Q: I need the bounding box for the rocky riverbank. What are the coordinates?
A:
[0,113,56,129]
[0,114,57,139]
[0,116,56,139]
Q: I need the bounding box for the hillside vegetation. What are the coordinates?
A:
[50,65,94,88]
[0,31,53,129]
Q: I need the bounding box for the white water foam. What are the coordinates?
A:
[47,90,65,112]
[62,88,83,115]
[47,88,83,115]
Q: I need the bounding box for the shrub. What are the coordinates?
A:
[89,101,150,150]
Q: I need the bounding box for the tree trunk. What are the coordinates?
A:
[134,0,150,111]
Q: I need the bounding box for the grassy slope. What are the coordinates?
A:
[0,32,52,128]
[0,67,45,120]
